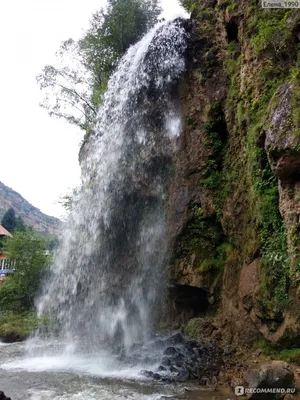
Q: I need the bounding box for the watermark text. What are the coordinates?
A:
[262,1,300,7]
[235,386,296,396]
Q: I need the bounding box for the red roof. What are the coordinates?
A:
[0,225,13,238]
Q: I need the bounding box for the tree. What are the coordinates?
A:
[2,208,17,233]
[36,39,97,131]
[16,216,26,231]
[0,231,49,310]
[1,208,26,234]
[95,0,161,56]
[37,0,162,132]
[58,187,80,213]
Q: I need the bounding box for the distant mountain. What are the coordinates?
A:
[0,181,61,236]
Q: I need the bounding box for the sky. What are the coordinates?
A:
[0,0,185,219]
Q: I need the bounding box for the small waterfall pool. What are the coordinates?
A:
[0,342,222,400]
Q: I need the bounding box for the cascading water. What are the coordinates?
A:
[0,19,224,399]
[36,19,189,354]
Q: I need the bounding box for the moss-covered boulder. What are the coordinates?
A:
[184,317,217,341]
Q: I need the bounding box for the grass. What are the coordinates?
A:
[255,338,300,364]
[0,311,40,341]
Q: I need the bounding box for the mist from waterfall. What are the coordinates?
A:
[35,19,189,354]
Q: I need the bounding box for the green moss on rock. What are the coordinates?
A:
[184,317,216,340]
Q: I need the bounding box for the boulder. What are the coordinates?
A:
[184,317,217,340]
[283,395,295,400]
[265,84,300,183]
[0,391,11,400]
[244,361,295,399]
[0,332,24,343]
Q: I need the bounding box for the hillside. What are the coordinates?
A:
[0,181,61,236]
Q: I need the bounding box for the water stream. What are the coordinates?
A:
[36,19,188,351]
[0,342,224,399]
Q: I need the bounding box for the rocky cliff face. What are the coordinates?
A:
[0,181,61,236]
[166,1,300,349]
[79,1,300,351]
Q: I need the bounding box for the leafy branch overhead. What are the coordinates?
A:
[37,0,162,132]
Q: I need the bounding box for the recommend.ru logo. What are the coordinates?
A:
[235,386,245,396]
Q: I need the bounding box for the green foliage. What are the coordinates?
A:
[184,317,204,340]
[226,3,237,14]
[255,337,300,364]
[0,231,50,310]
[198,243,234,273]
[0,311,39,340]
[245,98,289,308]
[176,210,231,280]
[227,40,240,55]
[0,209,26,251]
[279,348,300,363]
[250,11,291,57]
[37,0,161,132]
[16,216,26,231]
[58,187,80,213]
[1,208,17,233]
[221,5,296,309]
[201,170,221,191]
[290,57,300,136]
[0,311,54,340]
[37,46,98,131]
[46,236,60,251]
[184,317,218,340]
[177,216,223,259]
[96,0,161,56]
[200,103,227,216]
[203,104,226,162]
[179,0,198,13]
[191,205,204,218]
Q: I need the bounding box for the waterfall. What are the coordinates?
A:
[36,19,189,353]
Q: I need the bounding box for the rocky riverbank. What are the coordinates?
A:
[114,330,299,398]
[122,332,222,383]
[1,329,300,398]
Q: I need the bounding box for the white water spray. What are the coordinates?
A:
[36,19,189,353]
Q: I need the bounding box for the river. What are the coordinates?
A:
[0,341,229,400]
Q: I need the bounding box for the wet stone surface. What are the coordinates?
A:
[118,333,223,383]
[0,392,11,400]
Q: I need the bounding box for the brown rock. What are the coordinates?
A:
[230,377,245,391]
[184,317,217,340]
[244,361,294,399]
[265,84,300,183]
[283,395,295,400]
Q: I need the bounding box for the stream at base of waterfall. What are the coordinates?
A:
[0,339,226,400]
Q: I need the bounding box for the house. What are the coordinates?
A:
[0,225,14,279]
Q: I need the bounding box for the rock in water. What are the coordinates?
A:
[244,361,295,400]
[0,391,12,400]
